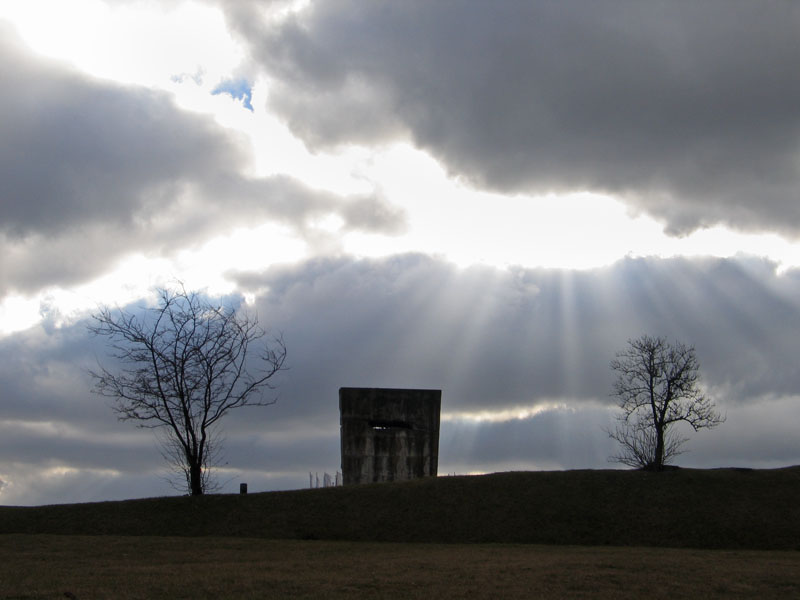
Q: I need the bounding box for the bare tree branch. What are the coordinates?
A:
[88,285,287,495]
[607,335,723,471]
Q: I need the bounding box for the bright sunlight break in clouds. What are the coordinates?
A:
[1,0,800,505]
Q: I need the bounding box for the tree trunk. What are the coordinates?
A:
[189,460,204,496]
[653,424,665,471]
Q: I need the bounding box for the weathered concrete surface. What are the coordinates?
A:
[339,387,441,485]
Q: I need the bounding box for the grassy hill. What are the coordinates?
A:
[2,467,799,550]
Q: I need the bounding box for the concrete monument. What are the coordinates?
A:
[339,387,441,485]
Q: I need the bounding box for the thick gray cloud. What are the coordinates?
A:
[239,254,800,414]
[0,23,240,238]
[3,254,800,505]
[228,254,800,484]
[0,22,404,297]
[225,0,800,235]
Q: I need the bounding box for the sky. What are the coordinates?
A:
[1,0,800,505]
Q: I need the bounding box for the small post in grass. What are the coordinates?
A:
[239,483,248,495]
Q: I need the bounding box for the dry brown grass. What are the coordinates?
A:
[2,534,799,599]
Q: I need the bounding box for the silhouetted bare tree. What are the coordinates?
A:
[608,335,723,471]
[89,286,286,495]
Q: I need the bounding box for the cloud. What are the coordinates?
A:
[236,254,800,418]
[0,22,242,239]
[0,22,405,297]
[3,254,800,504]
[188,254,800,481]
[442,404,619,473]
[226,0,800,236]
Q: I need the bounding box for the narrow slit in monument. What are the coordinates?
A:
[369,419,412,431]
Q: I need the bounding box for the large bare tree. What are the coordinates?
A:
[89,286,286,495]
[608,335,723,471]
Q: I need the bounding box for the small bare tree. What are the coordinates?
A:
[89,286,286,495]
[608,335,723,471]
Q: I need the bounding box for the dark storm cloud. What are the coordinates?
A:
[687,395,800,468]
[0,323,168,504]
[230,254,800,477]
[227,0,800,235]
[0,23,243,238]
[0,23,404,297]
[442,395,800,475]
[442,405,620,473]
[0,324,155,463]
[237,254,800,418]
[3,254,800,504]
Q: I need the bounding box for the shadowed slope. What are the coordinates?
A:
[1,468,798,550]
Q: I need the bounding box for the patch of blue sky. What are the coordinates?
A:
[211,78,253,111]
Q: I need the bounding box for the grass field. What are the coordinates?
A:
[2,534,800,599]
[2,468,800,598]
